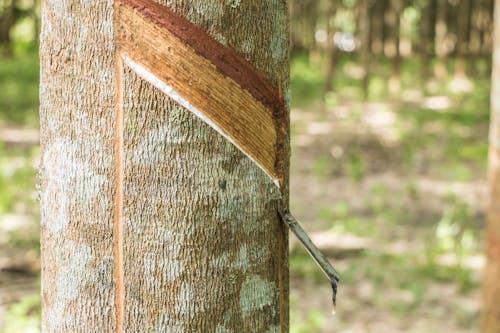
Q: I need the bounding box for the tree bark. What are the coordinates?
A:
[482,1,500,332]
[40,1,290,332]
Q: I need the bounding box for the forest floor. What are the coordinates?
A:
[0,50,490,332]
[288,53,489,332]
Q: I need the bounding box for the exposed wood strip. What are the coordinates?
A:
[113,54,125,333]
[117,0,284,115]
[115,1,284,185]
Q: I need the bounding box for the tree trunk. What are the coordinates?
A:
[322,1,338,97]
[371,0,385,56]
[386,0,402,94]
[40,1,290,332]
[454,0,471,79]
[469,0,484,76]
[482,1,500,332]
[435,0,448,80]
[484,0,495,73]
[0,0,19,55]
[420,0,432,89]
[359,0,371,99]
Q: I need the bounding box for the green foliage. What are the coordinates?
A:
[290,52,324,107]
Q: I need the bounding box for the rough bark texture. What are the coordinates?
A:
[40,1,290,332]
[482,1,500,332]
[39,1,117,331]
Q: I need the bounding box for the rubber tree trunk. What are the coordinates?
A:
[371,0,385,56]
[482,1,500,332]
[359,0,371,100]
[39,1,290,332]
[419,0,432,88]
[434,0,448,80]
[322,0,338,97]
[484,0,495,73]
[386,0,402,94]
[454,0,471,78]
[469,0,483,76]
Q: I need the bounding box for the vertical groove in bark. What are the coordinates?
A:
[114,54,125,333]
[39,1,117,332]
[483,1,500,332]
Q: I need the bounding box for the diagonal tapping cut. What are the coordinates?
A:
[113,0,339,327]
[115,0,286,186]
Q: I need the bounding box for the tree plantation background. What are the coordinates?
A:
[0,0,496,331]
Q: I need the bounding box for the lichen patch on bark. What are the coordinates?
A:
[240,275,277,319]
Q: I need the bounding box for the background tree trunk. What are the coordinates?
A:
[420,0,432,89]
[454,0,471,79]
[322,0,338,97]
[371,0,385,56]
[435,0,448,80]
[40,1,290,332]
[359,0,372,99]
[386,0,402,93]
[482,1,500,332]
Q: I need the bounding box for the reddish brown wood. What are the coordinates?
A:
[118,0,285,117]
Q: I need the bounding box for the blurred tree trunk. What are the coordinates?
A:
[306,0,320,65]
[359,0,372,99]
[420,0,432,89]
[469,0,483,76]
[386,0,402,93]
[323,0,338,97]
[482,1,500,332]
[434,0,448,80]
[454,0,471,79]
[32,0,39,43]
[40,1,289,332]
[0,0,19,55]
[371,0,385,56]
[484,0,495,73]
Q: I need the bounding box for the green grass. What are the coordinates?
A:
[1,295,40,333]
